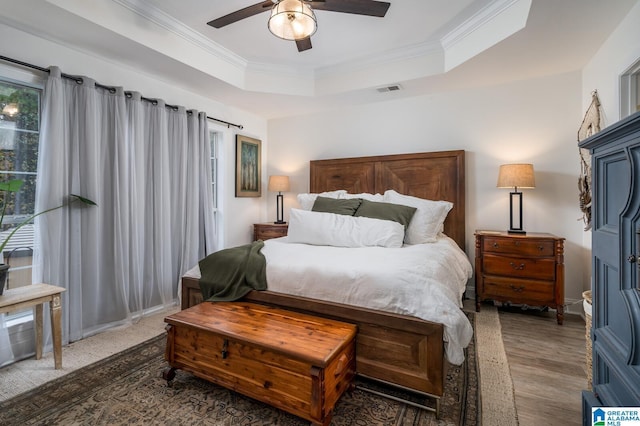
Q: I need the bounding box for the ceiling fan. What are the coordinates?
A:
[207,0,391,53]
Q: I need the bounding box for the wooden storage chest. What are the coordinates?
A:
[164,301,357,426]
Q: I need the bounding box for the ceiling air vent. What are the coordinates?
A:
[376,84,402,93]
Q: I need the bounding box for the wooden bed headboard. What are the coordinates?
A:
[310,150,466,249]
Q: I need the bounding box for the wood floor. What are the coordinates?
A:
[2,301,588,425]
[496,303,587,426]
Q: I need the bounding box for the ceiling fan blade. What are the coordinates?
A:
[308,0,390,17]
[207,1,273,28]
[296,37,313,52]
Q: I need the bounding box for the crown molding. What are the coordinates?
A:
[440,0,531,71]
[441,0,527,50]
[107,0,529,96]
[316,39,442,78]
[112,0,247,70]
[246,60,313,77]
[113,0,446,86]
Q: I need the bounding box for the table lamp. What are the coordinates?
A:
[268,175,290,224]
[497,164,535,234]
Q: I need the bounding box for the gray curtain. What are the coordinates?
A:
[30,66,215,347]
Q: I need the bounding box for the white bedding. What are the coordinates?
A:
[262,235,472,365]
[185,234,473,365]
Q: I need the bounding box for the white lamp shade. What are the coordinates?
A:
[497,164,535,189]
[268,175,290,192]
[268,0,317,41]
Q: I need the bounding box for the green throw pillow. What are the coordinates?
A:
[312,196,363,216]
[354,199,417,228]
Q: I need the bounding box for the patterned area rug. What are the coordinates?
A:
[0,314,477,425]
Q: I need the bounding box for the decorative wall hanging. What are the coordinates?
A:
[236,135,262,197]
[577,90,602,231]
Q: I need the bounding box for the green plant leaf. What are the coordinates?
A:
[0,192,98,257]
[0,179,24,192]
[70,194,98,206]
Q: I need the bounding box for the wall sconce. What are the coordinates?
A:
[268,175,290,224]
[497,163,535,234]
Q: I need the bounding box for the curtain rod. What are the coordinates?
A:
[0,55,243,130]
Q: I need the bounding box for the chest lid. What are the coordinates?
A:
[165,301,356,367]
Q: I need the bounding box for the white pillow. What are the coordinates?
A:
[341,192,384,202]
[297,190,347,210]
[287,208,404,248]
[383,190,453,244]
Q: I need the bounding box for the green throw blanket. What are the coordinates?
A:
[198,241,267,302]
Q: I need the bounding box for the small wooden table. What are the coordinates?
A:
[0,283,66,369]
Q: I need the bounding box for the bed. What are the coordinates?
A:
[181,150,470,408]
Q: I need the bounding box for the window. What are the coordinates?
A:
[621,58,640,118]
[0,67,44,363]
[637,73,640,113]
[0,77,42,291]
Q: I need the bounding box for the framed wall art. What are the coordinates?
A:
[235,134,261,197]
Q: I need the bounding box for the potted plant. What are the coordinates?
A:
[0,179,96,295]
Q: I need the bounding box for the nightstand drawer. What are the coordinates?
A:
[483,254,556,280]
[483,277,556,305]
[482,237,555,257]
[254,223,288,241]
[256,227,287,240]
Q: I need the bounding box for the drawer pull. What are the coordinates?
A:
[628,255,637,263]
[509,261,525,270]
[510,285,525,292]
[492,242,499,248]
[538,245,545,251]
[221,339,229,359]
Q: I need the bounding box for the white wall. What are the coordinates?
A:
[0,23,268,250]
[268,71,588,306]
[583,1,640,123]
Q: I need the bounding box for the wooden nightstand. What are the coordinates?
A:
[474,230,565,324]
[253,222,288,241]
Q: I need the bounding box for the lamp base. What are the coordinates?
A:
[508,229,526,235]
[507,191,526,235]
[274,193,286,225]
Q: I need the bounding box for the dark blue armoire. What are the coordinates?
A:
[579,110,640,423]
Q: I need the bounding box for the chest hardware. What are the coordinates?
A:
[221,339,229,359]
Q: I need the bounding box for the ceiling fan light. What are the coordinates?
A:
[268,0,317,41]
